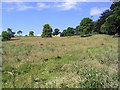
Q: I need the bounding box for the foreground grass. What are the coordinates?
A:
[2,34,119,88]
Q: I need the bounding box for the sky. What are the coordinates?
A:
[2,1,113,36]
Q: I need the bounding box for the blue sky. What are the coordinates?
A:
[2,2,112,36]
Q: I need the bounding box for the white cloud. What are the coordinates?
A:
[37,3,50,8]
[56,0,80,10]
[3,2,51,11]
[3,2,35,11]
[37,34,41,36]
[90,7,108,16]
[15,2,34,11]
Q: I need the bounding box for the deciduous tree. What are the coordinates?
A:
[41,24,52,38]
[29,31,34,36]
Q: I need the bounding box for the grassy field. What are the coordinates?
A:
[2,34,119,88]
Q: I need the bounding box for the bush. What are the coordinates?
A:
[2,31,11,41]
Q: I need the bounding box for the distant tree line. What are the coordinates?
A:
[1,29,35,41]
[1,2,120,40]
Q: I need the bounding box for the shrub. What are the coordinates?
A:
[2,31,11,41]
[40,43,44,46]
[55,56,61,59]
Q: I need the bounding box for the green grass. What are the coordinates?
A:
[2,34,119,88]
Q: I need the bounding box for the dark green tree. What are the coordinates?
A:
[60,32,64,37]
[100,2,120,35]
[2,31,11,41]
[41,24,52,38]
[29,31,34,36]
[60,27,75,37]
[75,25,81,35]
[66,27,75,36]
[7,28,15,37]
[62,30,67,36]
[53,28,60,36]
[110,1,120,11]
[17,30,22,36]
[94,10,112,33]
[78,17,94,35]
[12,32,15,37]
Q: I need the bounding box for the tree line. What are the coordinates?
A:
[1,29,35,41]
[60,2,120,37]
[1,2,120,41]
[42,2,120,37]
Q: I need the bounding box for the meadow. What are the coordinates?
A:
[2,34,119,88]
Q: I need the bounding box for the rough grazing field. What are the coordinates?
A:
[2,35,119,88]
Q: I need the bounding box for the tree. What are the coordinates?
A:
[100,15,117,35]
[53,28,60,36]
[110,1,120,11]
[41,24,52,38]
[60,27,75,37]
[7,28,15,37]
[100,2,120,35]
[11,32,15,37]
[60,32,64,37]
[75,25,81,35]
[66,27,75,36]
[78,17,94,35]
[7,28,12,34]
[94,10,112,33]
[29,31,34,36]
[2,31,11,41]
[17,30,22,36]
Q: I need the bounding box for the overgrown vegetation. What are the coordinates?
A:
[2,35,119,88]
[1,1,119,88]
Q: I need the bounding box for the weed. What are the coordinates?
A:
[101,43,104,45]
[44,58,48,61]
[55,56,61,59]
[16,58,21,62]
[40,43,44,46]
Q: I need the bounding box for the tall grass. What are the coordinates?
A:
[2,35,119,88]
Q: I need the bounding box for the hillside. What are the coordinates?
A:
[2,34,119,88]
